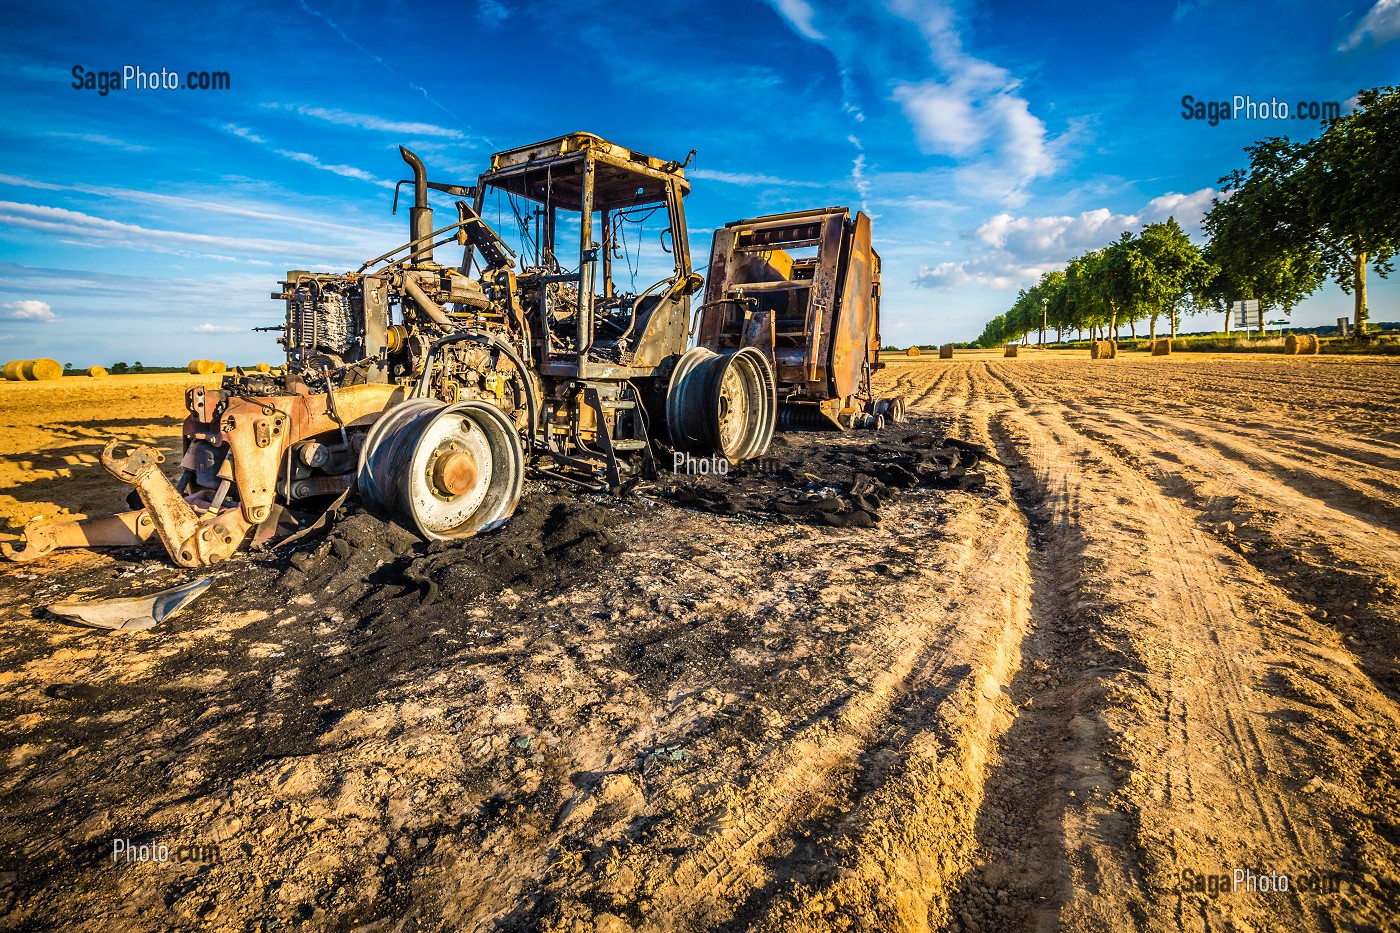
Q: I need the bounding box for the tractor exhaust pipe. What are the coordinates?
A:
[400,146,433,263]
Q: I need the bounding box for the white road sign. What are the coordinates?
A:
[1233,299,1261,329]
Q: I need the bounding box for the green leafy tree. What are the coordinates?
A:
[1205,138,1325,333]
[1070,249,1107,339]
[1138,218,1211,340]
[1302,85,1399,335]
[110,361,129,374]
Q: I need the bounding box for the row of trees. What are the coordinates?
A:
[976,85,1397,347]
[64,361,144,373]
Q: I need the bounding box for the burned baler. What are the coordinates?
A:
[696,208,905,430]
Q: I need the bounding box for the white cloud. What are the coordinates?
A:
[3,299,57,322]
[915,188,1217,289]
[273,149,392,188]
[263,103,467,139]
[224,123,267,145]
[1340,0,1400,50]
[48,132,150,152]
[193,323,243,333]
[0,200,371,266]
[766,0,1059,205]
[688,168,825,188]
[892,81,985,156]
[227,125,394,187]
[0,172,396,239]
[770,0,825,39]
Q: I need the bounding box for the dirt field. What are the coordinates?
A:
[0,355,1397,932]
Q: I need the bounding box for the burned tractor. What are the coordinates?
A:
[4,133,898,568]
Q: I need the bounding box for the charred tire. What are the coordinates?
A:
[357,399,524,541]
[666,347,776,463]
[874,396,908,424]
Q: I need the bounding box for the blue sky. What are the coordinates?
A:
[1,0,1397,364]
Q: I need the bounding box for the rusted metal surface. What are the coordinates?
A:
[697,208,897,430]
[5,135,792,566]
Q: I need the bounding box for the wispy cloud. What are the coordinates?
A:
[223,123,267,145]
[765,0,1060,205]
[193,322,243,333]
[3,299,57,322]
[915,187,1217,289]
[689,168,825,188]
[262,103,469,139]
[295,0,485,144]
[47,132,150,152]
[273,149,393,188]
[0,200,372,266]
[478,0,509,26]
[214,124,395,188]
[1339,0,1400,50]
[772,0,825,39]
[0,172,397,238]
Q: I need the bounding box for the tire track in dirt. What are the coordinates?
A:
[1042,399,1400,706]
[730,370,1036,932]
[507,384,1038,931]
[970,362,1396,931]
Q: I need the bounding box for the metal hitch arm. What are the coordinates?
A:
[1,510,156,563]
[100,442,252,568]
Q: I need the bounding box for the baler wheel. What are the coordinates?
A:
[666,347,776,463]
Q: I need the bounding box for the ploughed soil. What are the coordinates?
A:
[1,354,1398,932]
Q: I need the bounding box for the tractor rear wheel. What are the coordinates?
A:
[357,399,524,540]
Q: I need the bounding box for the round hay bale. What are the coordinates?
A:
[938,344,954,359]
[906,346,921,357]
[188,359,214,374]
[1305,334,1320,354]
[21,358,63,381]
[87,365,108,378]
[1284,334,1302,355]
[1089,341,1102,359]
[2,359,28,381]
[1108,339,1119,359]
[1151,338,1172,356]
[212,361,227,373]
[255,362,272,373]
[1004,343,1020,358]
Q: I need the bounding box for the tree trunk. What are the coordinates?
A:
[1170,309,1178,339]
[1354,251,1369,335]
[1129,318,1138,339]
[1149,313,1158,342]
[1056,325,1062,343]
[1224,307,1231,335]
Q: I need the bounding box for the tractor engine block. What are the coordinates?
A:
[278,272,365,372]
